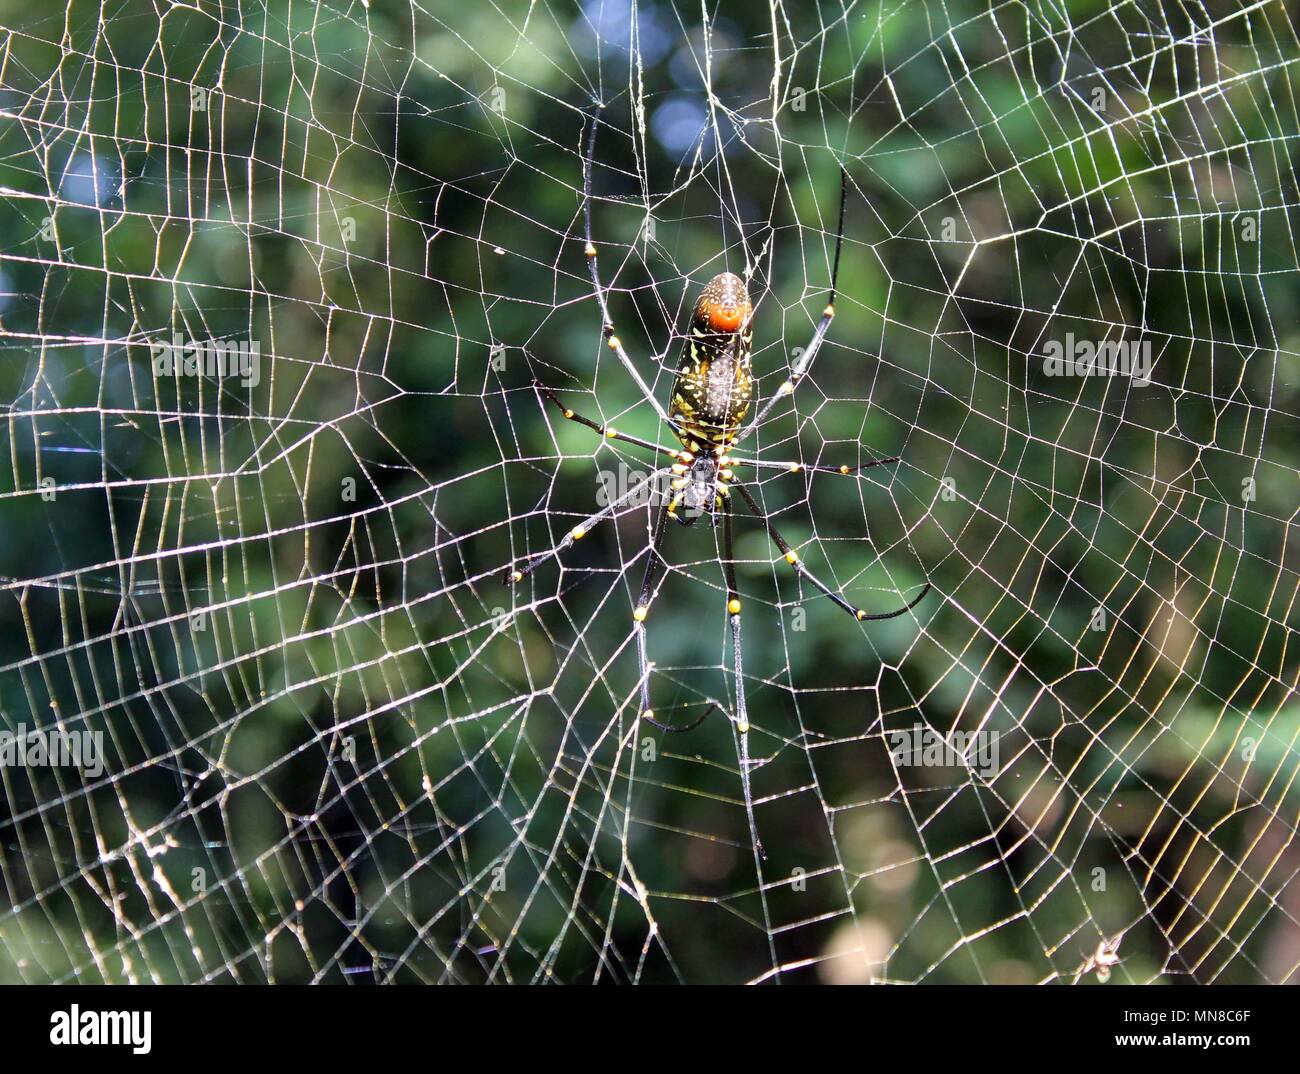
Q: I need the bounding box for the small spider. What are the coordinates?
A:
[505,110,931,751]
[1078,934,1124,983]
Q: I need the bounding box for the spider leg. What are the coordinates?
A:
[737,166,848,443]
[531,381,684,462]
[581,110,682,435]
[719,496,746,735]
[503,465,671,584]
[721,494,766,861]
[727,454,900,478]
[732,481,931,621]
[632,507,718,733]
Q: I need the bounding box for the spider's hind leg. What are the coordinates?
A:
[736,166,849,443]
[531,381,682,462]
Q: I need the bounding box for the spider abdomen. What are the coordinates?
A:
[670,271,753,450]
[671,351,753,445]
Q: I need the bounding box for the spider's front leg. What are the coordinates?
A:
[631,493,765,860]
[719,492,765,860]
[731,481,931,621]
[503,465,672,584]
[631,505,718,733]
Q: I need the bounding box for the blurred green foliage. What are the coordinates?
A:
[0,0,1297,983]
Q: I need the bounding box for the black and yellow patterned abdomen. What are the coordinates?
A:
[671,271,753,451]
[671,345,753,449]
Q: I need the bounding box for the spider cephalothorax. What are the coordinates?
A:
[666,452,726,526]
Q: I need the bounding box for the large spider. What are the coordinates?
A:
[506,113,931,766]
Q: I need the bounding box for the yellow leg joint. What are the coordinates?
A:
[510,570,523,583]
[823,303,835,318]
[633,605,648,622]
[737,717,750,734]
[642,709,655,722]
[839,464,850,474]
[571,525,587,540]
[727,598,742,615]
[584,242,597,257]
[563,408,575,419]
[607,335,621,350]
[785,550,799,565]
[855,609,868,621]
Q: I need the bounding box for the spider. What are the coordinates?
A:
[505,113,931,749]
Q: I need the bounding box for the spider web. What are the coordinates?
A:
[0,0,1297,985]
